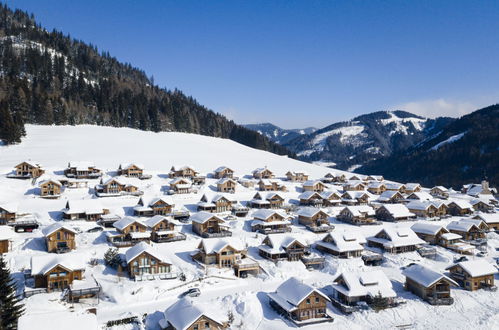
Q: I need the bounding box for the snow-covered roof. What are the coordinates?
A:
[441,232,462,240]
[296,207,327,218]
[113,217,146,231]
[67,161,96,169]
[403,265,458,287]
[39,178,62,187]
[199,237,245,254]
[320,190,341,199]
[125,241,170,264]
[385,182,404,190]
[163,299,224,330]
[332,270,396,298]
[407,192,433,201]
[298,191,321,200]
[473,212,499,224]
[119,163,144,170]
[260,234,307,253]
[31,253,86,275]
[317,230,365,253]
[411,222,447,236]
[447,260,498,277]
[64,199,104,214]
[378,204,415,218]
[253,167,272,174]
[252,209,285,221]
[171,177,192,185]
[378,190,402,201]
[190,212,224,224]
[42,223,77,237]
[16,160,42,168]
[369,227,425,248]
[367,181,385,189]
[342,205,375,217]
[267,277,330,312]
[214,166,233,173]
[447,220,479,232]
[405,183,421,190]
[144,215,173,228]
[303,180,324,187]
[0,226,16,240]
[406,200,437,211]
[446,199,473,210]
[432,186,448,192]
[216,178,236,185]
[0,202,17,213]
[18,312,98,330]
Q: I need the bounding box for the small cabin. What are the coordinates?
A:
[430,186,449,199]
[406,201,448,218]
[446,200,473,216]
[169,165,199,178]
[446,260,497,291]
[42,223,77,253]
[298,191,324,207]
[303,180,327,192]
[30,254,85,292]
[470,199,493,213]
[94,177,141,197]
[320,191,342,206]
[13,161,45,178]
[411,223,451,246]
[267,277,332,325]
[447,220,486,241]
[316,230,365,258]
[39,179,62,198]
[160,299,228,330]
[213,166,234,179]
[216,178,237,193]
[341,191,371,205]
[170,178,193,194]
[385,183,406,193]
[403,265,457,305]
[145,215,185,243]
[375,204,415,222]
[473,213,499,231]
[367,227,425,253]
[64,161,102,179]
[0,203,17,225]
[252,167,275,179]
[377,190,404,204]
[367,182,387,194]
[108,217,150,247]
[285,171,309,182]
[258,179,286,192]
[191,212,231,238]
[251,209,291,234]
[117,163,144,177]
[342,181,366,192]
[198,194,234,213]
[296,208,332,233]
[62,200,108,221]
[406,192,434,201]
[322,172,346,183]
[125,242,175,280]
[250,192,285,209]
[134,196,175,216]
[258,234,309,262]
[404,183,422,194]
[337,206,376,225]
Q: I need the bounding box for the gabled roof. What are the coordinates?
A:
[473,212,499,224]
[447,220,479,232]
[385,182,404,190]
[16,160,42,168]
[31,253,86,275]
[447,260,498,277]
[0,202,17,213]
[125,242,170,264]
[198,237,245,254]
[342,205,375,217]
[296,207,327,218]
[320,190,341,199]
[378,190,402,201]
[67,161,96,169]
[303,180,324,187]
[403,265,458,287]
[369,227,425,248]
[431,186,448,192]
[253,167,273,174]
[446,199,473,210]
[407,192,433,201]
[144,215,174,228]
[39,179,62,187]
[214,166,233,173]
[406,200,438,211]
[42,223,77,237]
[216,178,236,185]
[113,217,146,231]
[367,181,386,189]
[190,212,224,224]
[64,199,104,214]
[252,209,285,221]
[267,277,330,312]
[170,177,192,185]
[119,163,144,170]
[318,230,365,252]
[163,299,224,330]
[261,234,307,253]
[405,183,421,190]
[411,222,448,236]
[298,191,322,200]
[332,270,396,298]
[378,204,415,218]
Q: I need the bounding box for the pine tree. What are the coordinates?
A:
[0,256,24,329]
[0,102,23,144]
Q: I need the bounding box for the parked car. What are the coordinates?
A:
[87,226,103,233]
[180,288,201,298]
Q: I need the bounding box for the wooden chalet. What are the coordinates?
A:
[30,253,86,292]
[64,161,102,179]
[430,186,449,199]
[107,217,149,247]
[446,200,473,216]
[94,177,142,197]
[169,177,193,194]
[125,242,176,280]
[169,165,199,178]
[366,175,384,182]
[385,182,406,193]
[252,167,275,179]
[267,277,333,326]
[404,183,422,194]
[342,180,366,191]
[192,238,260,277]
[258,234,323,269]
[62,200,108,221]
[375,204,415,222]
[446,260,497,291]
[470,199,494,212]
[160,299,228,330]
[12,161,45,178]
[302,180,327,192]
[367,182,386,194]
[213,166,234,179]
[367,227,425,253]
[197,194,234,213]
[411,222,451,245]
[238,178,255,188]
[337,206,376,225]
[251,209,291,234]
[145,215,185,243]
[117,163,144,177]
[298,191,324,207]
[0,226,15,254]
[39,179,62,198]
[377,190,404,204]
[42,223,77,253]
[473,213,499,231]
[406,200,448,218]
[322,172,346,183]
[447,220,486,241]
[403,265,457,305]
[341,191,371,205]
[134,196,175,216]
[258,179,286,192]
[250,192,285,209]
[216,178,237,193]
[191,212,231,238]
[296,208,333,233]
[463,180,495,197]
[406,191,434,201]
[0,203,17,225]
[320,191,342,206]
[316,230,365,258]
[286,170,309,182]
[330,270,396,312]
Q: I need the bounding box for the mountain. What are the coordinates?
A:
[358,105,499,188]
[0,5,294,158]
[243,122,317,144]
[283,110,454,170]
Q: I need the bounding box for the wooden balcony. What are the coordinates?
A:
[202,230,232,238]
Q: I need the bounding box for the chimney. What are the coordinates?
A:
[481,180,489,190]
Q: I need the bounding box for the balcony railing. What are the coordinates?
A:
[202,230,232,238]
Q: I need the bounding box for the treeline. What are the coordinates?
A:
[0,4,294,157]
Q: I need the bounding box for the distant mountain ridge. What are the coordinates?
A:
[243,122,317,144]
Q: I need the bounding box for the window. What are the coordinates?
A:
[315,297,320,303]
[193,326,198,330]
[204,322,210,329]
[56,232,61,240]
[306,298,310,304]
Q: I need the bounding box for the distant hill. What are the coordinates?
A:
[243,123,317,144]
[358,105,499,188]
[0,4,293,158]
[282,110,454,170]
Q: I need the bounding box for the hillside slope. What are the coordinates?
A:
[243,122,317,144]
[0,4,292,157]
[283,110,453,170]
[358,105,499,188]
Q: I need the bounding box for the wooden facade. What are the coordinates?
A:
[127,251,172,279]
[214,167,234,179]
[40,180,62,197]
[405,276,454,305]
[118,164,143,177]
[286,171,309,182]
[216,179,236,193]
[446,264,496,291]
[14,161,45,178]
[45,227,76,253]
[253,168,275,179]
[0,206,16,225]
[192,215,230,238]
[0,239,12,254]
[134,198,174,216]
[303,181,327,192]
[337,207,375,225]
[64,163,102,179]
[169,166,198,178]
[34,265,83,292]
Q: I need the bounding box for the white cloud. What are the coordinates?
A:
[392,98,479,118]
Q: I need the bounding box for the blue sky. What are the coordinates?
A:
[6,0,499,128]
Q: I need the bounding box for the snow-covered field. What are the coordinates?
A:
[1,125,498,330]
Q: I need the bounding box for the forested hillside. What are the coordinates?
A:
[0,4,293,157]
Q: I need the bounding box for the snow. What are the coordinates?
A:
[402,265,458,288]
[379,111,426,135]
[430,132,466,151]
[18,311,98,330]
[448,260,498,277]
